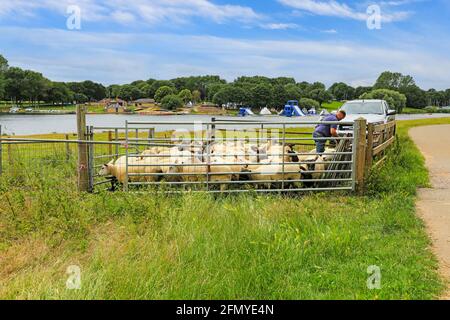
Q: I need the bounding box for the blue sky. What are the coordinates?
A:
[0,0,449,89]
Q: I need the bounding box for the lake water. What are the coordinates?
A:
[1,113,450,135]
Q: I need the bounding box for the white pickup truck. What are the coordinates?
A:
[337,99,396,134]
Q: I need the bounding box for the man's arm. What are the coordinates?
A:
[331,127,338,137]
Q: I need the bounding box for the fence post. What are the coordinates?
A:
[108,131,113,156]
[77,105,89,192]
[211,117,216,140]
[114,128,119,159]
[124,120,129,192]
[353,118,367,195]
[365,123,374,178]
[88,126,95,193]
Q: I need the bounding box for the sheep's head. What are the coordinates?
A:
[98,160,114,176]
[99,164,111,176]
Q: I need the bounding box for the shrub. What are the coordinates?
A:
[154,86,175,102]
[161,94,183,110]
[360,89,407,113]
[298,98,320,110]
[178,89,193,104]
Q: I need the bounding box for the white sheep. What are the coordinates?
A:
[248,162,303,189]
[99,156,163,184]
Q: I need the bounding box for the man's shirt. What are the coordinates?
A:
[314,114,339,137]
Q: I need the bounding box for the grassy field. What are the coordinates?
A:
[322,101,344,112]
[0,118,449,299]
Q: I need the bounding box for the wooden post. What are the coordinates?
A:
[365,123,374,178]
[353,118,367,195]
[114,129,119,159]
[88,126,95,193]
[77,105,89,192]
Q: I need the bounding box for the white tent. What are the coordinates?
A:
[260,107,272,115]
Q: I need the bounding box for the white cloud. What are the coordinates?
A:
[278,0,412,22]
[110,11,136,25]
[322,28,338,33]
[261,23,300,30]
[1,26,449,89]
[0,0,262,25]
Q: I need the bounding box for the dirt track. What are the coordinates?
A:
[410,125,450,300]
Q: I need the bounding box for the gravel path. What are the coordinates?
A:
[410,125,450,300]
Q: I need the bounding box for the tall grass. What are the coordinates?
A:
[0,118,448,299]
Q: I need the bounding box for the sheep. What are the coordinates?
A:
[167,160,233,191]
[98,156,163,185]
[262,142,298,163]
[247,162,303,189]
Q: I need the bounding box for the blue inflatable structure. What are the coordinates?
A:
[238,108,255,117]
[280,100,306,117]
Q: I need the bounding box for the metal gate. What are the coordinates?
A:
[87,119,356,193]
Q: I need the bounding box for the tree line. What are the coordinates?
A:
[1,54,449,112]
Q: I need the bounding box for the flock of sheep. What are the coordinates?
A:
[99,141,336,191]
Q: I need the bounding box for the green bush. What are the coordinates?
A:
[178,89,193,104]
[298,98,320,110]
[360,89,407,113]
[154,86,175,102]
[161,94,183,110]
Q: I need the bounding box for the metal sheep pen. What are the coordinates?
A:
[1,117,384,194]
[89,119,357,194]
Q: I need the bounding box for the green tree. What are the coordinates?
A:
[74,93,89,104]
[445,89,450,106]
[178,89,193,104]
[328,82,355,101]
[4,67,26,104]
[155,86,175,102]
[192,90,202,103]
[212,86,248,106]
[374,71,422,108]
[355,86,372,98]
[307,89,332,106]
[270,85,289,108]
[68,81,106,101]
[107,84,122,98]
[360,89,407,113]
[46,82,73,104]
[271,77,296,86]
[206,83,226,101]
[0,76,5,100]
[284,84,302,101]
[0,54,8,73]
[23,70,48,105]
[161,94,183,110]
[119,85,143,101]
[374,71,415,91]
[0,55,8,100]
[149,80,175,98]
[298,98,320,110]
[250,83,273,107]
[426,89,446,107]
[402,85,427,109]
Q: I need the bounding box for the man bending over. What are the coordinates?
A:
[313,110,346,153]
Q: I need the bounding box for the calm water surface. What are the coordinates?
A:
[1,113,449,135]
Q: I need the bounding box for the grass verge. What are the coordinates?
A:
[0,118,448,299]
